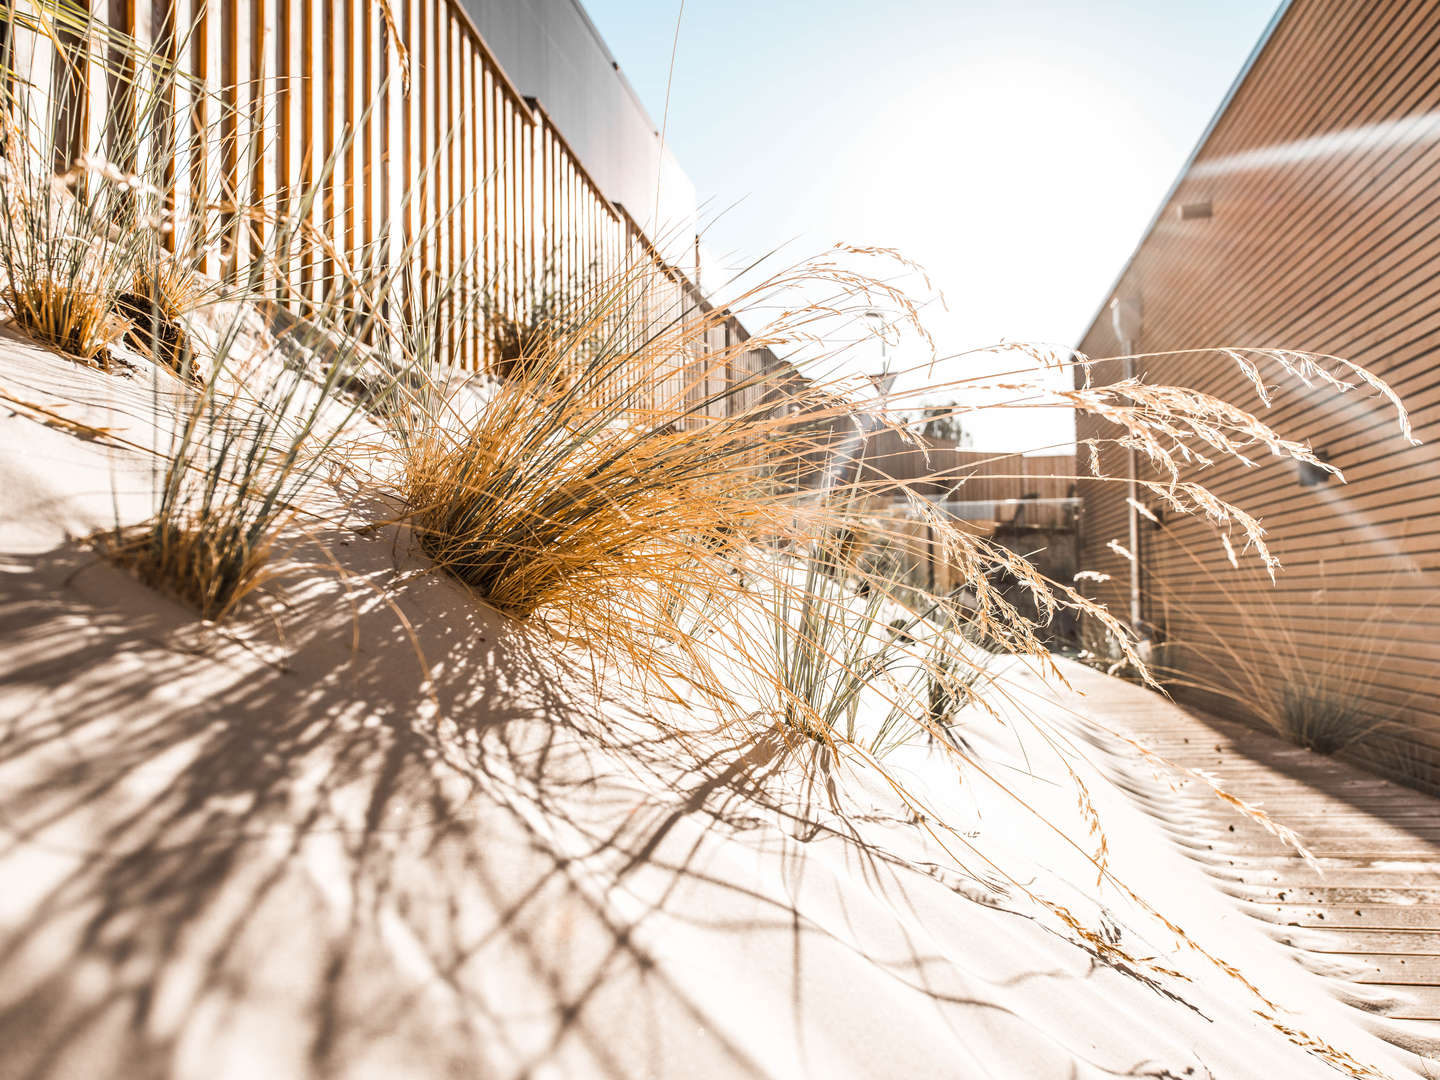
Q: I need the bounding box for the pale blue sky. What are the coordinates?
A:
[581,0,1281,449]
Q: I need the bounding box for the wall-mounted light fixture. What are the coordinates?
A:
[1177,200,1213,220]
[1296,448,1333,488]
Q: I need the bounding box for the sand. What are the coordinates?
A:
[0,331,1425,1078]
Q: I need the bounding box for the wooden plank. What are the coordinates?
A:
[218,0,239,280]
[341,0,357,264]
[298,0,318,301]
[402,0,417,300]
[271,0,292,285]
[251,0,277,273]
[364,0,379,262]
[414,0,429,308]
[443,2,457,356]
[194,0,221,276]
[481,61,494,367]
[467,40,481,366]
[452,34,469,368]
[432,0,448,348]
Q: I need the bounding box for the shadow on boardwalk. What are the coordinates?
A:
[1052,661,1440,1057]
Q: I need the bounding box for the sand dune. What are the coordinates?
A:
[0,336,1423,1078]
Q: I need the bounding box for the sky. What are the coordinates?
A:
[581,0,1282,452]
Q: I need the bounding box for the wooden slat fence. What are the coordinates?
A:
[0,0,777,409]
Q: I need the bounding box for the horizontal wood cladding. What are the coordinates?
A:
[1075,0,1440,792]
[2,0,777,406]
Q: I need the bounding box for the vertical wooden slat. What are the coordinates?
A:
[417,0,432,310]
[586,161,596,282]
[457,37,474,367]
[500,80,510,311]
[359,0,373,260]
[271,0,291,288]
[540,118,552,291]
[483,57,495,365]
[381,0,403,312]
[467,42,481,366]
[190,0,218,275]
[559,152,569,299]
[523,102,531,297]
[584,169,594,285]
[427,0,441,312]
[511,86,522,305]
[442,4,457,355]
[495,89,505,308]
[359,0,375,282]
[401,0,416,287]
[496,80,507,311]
[218,0,239,280]
[480,63,493,366]
[251,0,278,274]
[513,89,524,310]
[295,0,314,300]
[372,2,386,277]
[552,120,562,290]
[320,0,336,290]
[318,0,339,297]
[281,0,304,303]
[231,0,256,278]
[341,0,357,268]
[499,91,510,309]
[166,0,196,257]
[449,30,464,367]
[95,0,137,182]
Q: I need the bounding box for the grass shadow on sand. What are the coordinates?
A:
[0,524,1230,1080]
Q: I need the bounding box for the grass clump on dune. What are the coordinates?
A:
[390,257,904,667]
[102,315,358,620]
[0,133,140,368]
[0,11,297,617]
[739,530,991,757]
[399,356,784,622]
[115,255,219,380]
[0,14,202,372]
[1127,517,1426,759]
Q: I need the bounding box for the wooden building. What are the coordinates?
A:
[1075,0,1440,789]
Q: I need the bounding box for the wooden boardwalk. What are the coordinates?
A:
[1056,661,1440,1060]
